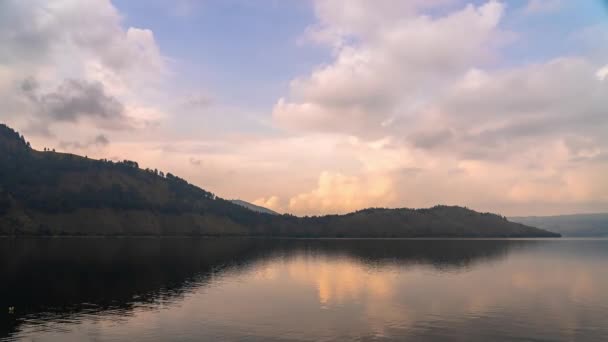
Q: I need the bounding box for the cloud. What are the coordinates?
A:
[0,0,167,140]
[0,0,164,75]
[306,0,463,46]
[189,157,202,166]
[408,129,454,149]
[597,65,608,81]
[180,93,214,109]
[2,0,606,217]
[423,58,608,161]
[58,134,110,150]
[253,196,283,213]
[23,78,126,125]
[277,2,608,167]
[274,1,505,138]
[0,1,166,111]
[275,1,608,166]
[262,0,608,216]
[95,134,110,145]
[287,171,397,215]
[563,136,602,161]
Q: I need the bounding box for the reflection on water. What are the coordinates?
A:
[1,238,607,341]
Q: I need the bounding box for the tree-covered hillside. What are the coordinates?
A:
[0,124,559,237]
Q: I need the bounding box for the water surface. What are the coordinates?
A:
[1,238,607,341]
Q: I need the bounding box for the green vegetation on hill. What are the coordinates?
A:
[0,124,559,237]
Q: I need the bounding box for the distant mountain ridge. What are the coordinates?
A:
[0,123,559,237]
[510,213,608,237]
[230,200,278,215]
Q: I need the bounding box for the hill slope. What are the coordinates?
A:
[0,124,559,237]
[510,214,608,237]
[230,200,278,215]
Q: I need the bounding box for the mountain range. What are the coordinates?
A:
[0,123,559,237]
[510,213,608,237]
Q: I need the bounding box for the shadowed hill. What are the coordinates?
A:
[0,124,559,237]
[510,213,608,237]
[230,199,278,215]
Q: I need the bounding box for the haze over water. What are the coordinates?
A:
[2,238,607,341]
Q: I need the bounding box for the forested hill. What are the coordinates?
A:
[0,124,559,237]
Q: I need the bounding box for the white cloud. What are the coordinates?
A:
[274,1,505,138]
[268,0,608,215]
[425,58,608,160]
[308,0,462,42]
[276,1,608,163]
[0,0,165,76]
[0,0,168,141]
[597,65,608,81]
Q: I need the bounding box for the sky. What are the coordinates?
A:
[1,0,607,216]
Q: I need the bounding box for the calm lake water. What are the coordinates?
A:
[1,238,607,341]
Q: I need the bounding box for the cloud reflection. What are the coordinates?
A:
[2,239,608,341]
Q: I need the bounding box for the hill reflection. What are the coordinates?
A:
[0,238,535,339]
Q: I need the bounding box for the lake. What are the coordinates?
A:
[1,238,607,341]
